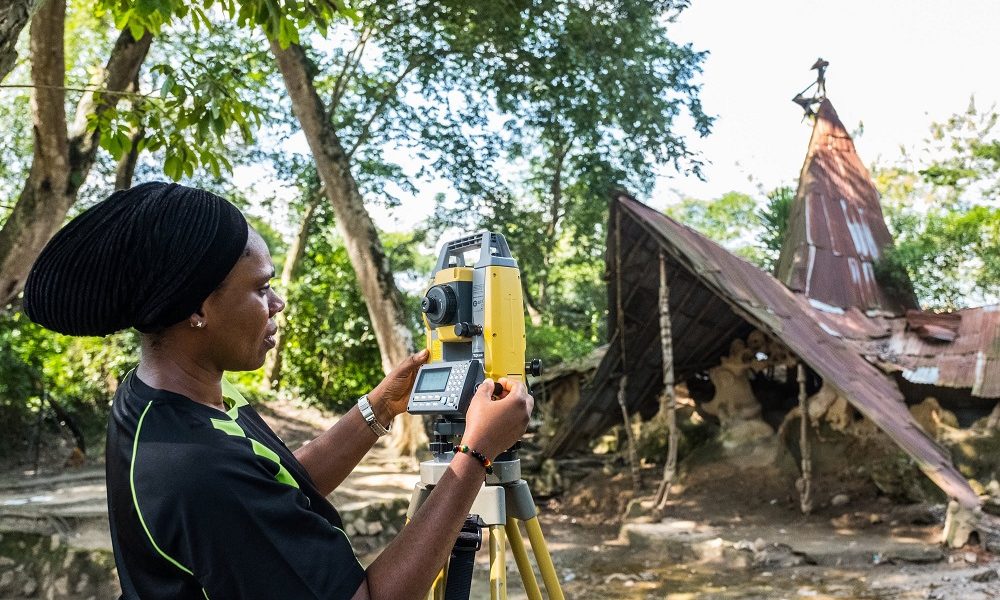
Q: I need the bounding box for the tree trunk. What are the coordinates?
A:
[114,126,142,190]
[0,0,70,304]
[0,25,151,305]
[264,188,320,390]
[114,76,143,190]
[0,0,45,84]
[533,142,569,323]
[270,39,426,455]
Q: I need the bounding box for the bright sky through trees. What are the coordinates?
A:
[244,1,1000,233]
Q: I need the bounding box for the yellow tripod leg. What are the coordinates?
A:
[489,525,507,600]
[524,517,564,600]
[427,570,442,600]
[505,519,542,600]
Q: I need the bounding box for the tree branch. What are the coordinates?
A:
[0,0,45,84]
[29,0,69,179]
[327,24,371,115]
[67,28,152,170]
[0,21,151,304]
[346,58,422,159]
[0,83,153,97]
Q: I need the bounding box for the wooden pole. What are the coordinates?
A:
[614,203,641,493]
[797,363,814,514]
[654,251,679,511]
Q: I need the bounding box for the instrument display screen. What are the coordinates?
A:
[415,367,451,393]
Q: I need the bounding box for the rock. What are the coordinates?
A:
[75,574,91,594]
[831,494,850,507]
[23,578,38,597]
[753,543,809,568]
[367,521,384,536]
[352,518,367,537]
[963,551,978,563]
[885,546,944,564]
[53,574,68,595]
[971,568,999,582]
[0,570,13,591]
[891,503,941,525]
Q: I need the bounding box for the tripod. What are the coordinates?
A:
[406,419,565,600]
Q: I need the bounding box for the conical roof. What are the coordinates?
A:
[774,99,917,315]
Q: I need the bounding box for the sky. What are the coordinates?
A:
[649,0,1000,209]
[265,0,1000,234]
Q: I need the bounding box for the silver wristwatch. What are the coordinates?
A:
[358,394,391,437]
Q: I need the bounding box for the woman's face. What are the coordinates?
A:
[200,229,285,372]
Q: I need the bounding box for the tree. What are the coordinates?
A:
[270,39,426,454]
[0,0,45,83]
[486,0,712,322]
[873,100,1000,309]
[758,185,795,274]
[0,0,151,304]
[424,0,712,365]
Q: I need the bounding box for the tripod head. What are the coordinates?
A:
[424,416,522,485]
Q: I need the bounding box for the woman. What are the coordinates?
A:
[23,182,533,599]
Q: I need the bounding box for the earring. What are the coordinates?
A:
[192,321,205,329]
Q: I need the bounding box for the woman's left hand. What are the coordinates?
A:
[369,349,430,425]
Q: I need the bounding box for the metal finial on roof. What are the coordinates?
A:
[792,58,829,118]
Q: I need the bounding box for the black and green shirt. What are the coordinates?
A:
[106,372,365,599]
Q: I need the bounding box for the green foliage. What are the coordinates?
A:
[525,323,599,369]
[757,185,794,273]
[277,204,386,411]
[874,99,1000,309]
[877,206,1000,309]
[92,18,272,181]
[96,0,352,47]
[420,0,710,365]
[664,187,795,272]
[0,311,138,455]
[667,191,759,245]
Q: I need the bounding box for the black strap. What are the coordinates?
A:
[444,515,483,600]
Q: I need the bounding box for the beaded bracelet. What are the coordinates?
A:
[454,444,494,475]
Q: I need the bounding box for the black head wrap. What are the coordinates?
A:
[23,182,249,336]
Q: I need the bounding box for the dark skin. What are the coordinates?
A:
[138,227,534,599]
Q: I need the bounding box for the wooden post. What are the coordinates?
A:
[797,363,813,514]
[614,204,641,493]
[654,251,679,511]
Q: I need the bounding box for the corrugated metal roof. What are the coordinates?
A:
[546,194,980,509]
[824,305,1000,398]
[774,100,918,315]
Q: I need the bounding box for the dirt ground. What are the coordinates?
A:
[453,461,1000,600]
[4,401,1000,599]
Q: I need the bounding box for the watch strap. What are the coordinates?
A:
[358,394,391,437]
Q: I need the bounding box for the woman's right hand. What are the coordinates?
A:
[461,377,533,459]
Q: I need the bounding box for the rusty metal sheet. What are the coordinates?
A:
[849,306,1000,397]
[774,100,918,315]
[906,309,962,342]
[547,195,980,509]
